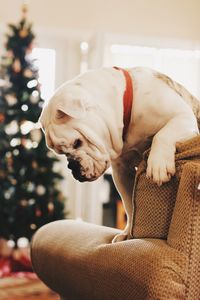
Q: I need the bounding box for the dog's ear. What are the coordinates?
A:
[53,83,95,119]
[56,98,87,119]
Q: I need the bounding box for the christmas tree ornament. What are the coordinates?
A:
[0,113,5,123]
[7,239,15,249]
[48,202,54,213]
[22,91,30,102]
[5,151,12,158]
[5,94,17,106]
[47,151,55,158]
[36,185,46,195]
[32,141,38,148]
[53,162,61,172]
[12,59,21,73]
[27,79,38,89]
[23,69,33,78]
[30,224,37,230]
[21,104,29,111]
[20,120,34,134]
[3,57,13,66]
[21,2,28,17]
[10,178,17,185]
[13,149,19,156]
[0,78,7,88]
[4,190,11,200]
[10,137,21,147]
[32,160,38,169]
[27,182,35,192]
[5,120,19,135]
[20,199,28,207]
[24,139,33,149]
[30,128,42,143]
[35,208,42,217]
[19,167,26,176]
[28,198,35,205]
[0,238,13,256]
[30,90,39,103]
[19,29,28,38]
[17,237,29,248]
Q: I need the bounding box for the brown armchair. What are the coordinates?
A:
[31,136,200,300]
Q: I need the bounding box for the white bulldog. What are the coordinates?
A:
[39,67,200,242]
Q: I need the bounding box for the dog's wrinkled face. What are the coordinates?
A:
[39,82,111,182]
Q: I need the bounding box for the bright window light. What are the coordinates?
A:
[32,48,56,101]
[104,44,200,98]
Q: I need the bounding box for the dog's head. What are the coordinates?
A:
[39,81,111,182]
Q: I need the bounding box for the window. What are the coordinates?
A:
[104,44,200,98]
[32,48,56,101]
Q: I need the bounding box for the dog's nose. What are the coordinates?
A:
[68,159,80,170]
[67,159,88,182]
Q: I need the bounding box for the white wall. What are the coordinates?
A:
[1,0,200,40]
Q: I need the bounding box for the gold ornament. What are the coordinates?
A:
[32,160,38,169]
[20,199,28,207]
[24,69,33,78]
[12,59,21,73]
[30,224,37,230]
[19,29,28,38]
[48,202,54,213]
[5,94,17,106]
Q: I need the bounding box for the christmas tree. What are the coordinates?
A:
[0,6,65,243]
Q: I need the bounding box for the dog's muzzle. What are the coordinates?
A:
[67,158,94,182]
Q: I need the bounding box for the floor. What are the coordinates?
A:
[0,275,60,300]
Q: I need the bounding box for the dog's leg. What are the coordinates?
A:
[147,112,199,185]
[111,157,137,243]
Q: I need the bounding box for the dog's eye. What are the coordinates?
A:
[73,139,82,149]
[56,110,66,119]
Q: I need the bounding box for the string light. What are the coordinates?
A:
[17,237,29,248]
[30,224,37,230]
[20,120,34,134]
[10,138,21,147]
[13,149,19,156]
[21,104,28,111]
[27,79,37,89]
[7,240,15,248]
[32,141,38,148]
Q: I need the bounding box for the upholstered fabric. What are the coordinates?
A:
[31,136,200,300]
[31,220,188,300]
[132,135,200,239]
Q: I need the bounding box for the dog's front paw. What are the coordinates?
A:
[146,148,175,186]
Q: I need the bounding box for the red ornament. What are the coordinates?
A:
[35,208,42,217]
[0,113,5,123]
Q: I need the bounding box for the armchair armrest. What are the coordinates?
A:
[167,162,200,298]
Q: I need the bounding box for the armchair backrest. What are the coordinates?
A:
[131,135,200,240]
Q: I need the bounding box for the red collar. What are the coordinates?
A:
[114,67,133,141]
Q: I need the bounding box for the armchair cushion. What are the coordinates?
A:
[31,220,187,300]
